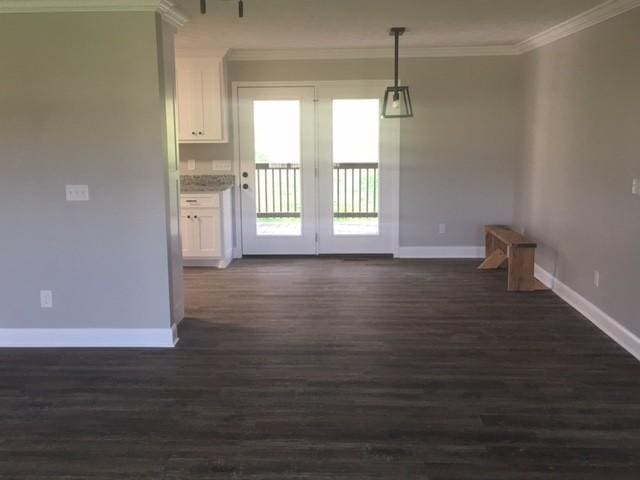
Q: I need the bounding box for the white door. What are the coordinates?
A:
[238,86,317,255]
[317,83,399,254]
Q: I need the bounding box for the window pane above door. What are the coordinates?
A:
[253,100,302,236]
[332,99,380,236]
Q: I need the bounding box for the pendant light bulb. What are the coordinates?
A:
[392,91,400,109]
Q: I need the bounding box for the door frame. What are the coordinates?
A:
[231,80,400,257]
[237,85,318,255]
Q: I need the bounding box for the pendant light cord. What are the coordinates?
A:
[394,30,399,89]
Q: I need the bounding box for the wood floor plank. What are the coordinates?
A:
[0,258,639,478]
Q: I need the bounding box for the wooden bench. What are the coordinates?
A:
[478,225,547,292]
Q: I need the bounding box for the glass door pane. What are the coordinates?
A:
[332,99,380,235]
[253,100,302,236]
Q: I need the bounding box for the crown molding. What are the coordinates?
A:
[515,0,640,53]
[226,45,520,61]
[0,0,189,27]
[157,0,188,27]
[175,47,230,58]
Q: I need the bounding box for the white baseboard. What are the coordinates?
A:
[183,257,232,268]
[0,327,178,348]
[535,265,640,362]
[396,246,484,259]
[218,254,233,269]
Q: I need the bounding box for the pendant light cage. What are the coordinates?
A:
[382,86,413,118]
[382,27,414,119]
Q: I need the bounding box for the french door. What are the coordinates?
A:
[238,82,399,255]
[316,83,399,254]
[238,86,317,254]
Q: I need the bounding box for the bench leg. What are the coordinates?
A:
[478,249,508,269]
[485,231,499,258]
[507,247,541,291]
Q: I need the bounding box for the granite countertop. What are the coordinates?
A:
[181,175,235,193]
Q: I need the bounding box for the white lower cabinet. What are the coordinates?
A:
[180,190,233,268]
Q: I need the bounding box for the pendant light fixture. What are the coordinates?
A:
[382,27,413,119]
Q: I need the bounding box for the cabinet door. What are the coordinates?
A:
[176,57,227,143]
[195,209,221,257]
[200,59,225,142]
[180,210,197,257]
[176,60,203,142]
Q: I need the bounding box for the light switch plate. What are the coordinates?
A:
[40,290,53,308]
[632,178,640,196]
[187,159,196,171]
[438,223,446,234]
[66,185,89,201]
[212,160,232,171]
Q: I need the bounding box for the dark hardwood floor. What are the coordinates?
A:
[1,258,639,479]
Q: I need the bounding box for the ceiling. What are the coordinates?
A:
[174,0,606,51]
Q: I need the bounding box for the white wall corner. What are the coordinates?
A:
[396,246,484,259]
[535,264,640,362]
[0,328,178,348]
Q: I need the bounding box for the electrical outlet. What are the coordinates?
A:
[65,185,89,201]
[40,290,53,308]
[593,270,600,288]
[187,159,196,171]
[632,178,640,196]
[438,223,446,234]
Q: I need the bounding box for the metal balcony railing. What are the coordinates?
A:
[255,162,378,218]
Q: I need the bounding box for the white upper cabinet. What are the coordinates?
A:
[176,57,228,143]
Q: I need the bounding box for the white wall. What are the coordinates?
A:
[0,12,182,342]
[516,8,640,337]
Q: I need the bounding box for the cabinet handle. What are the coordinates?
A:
[194,215,198,219]
[187,215,191,219]
[198,131,203,135]
[191,131,196,135]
